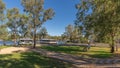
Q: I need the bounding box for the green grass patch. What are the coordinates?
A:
[0,52,72,68]
[40,46,117,58]
[0,46,11,49]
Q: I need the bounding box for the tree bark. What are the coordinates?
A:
[33,19,36,48]
[111,46,114,53]
[110,35,115,53]
[115,45,118,51]
[33,29,36,48]
[14,29,17,46]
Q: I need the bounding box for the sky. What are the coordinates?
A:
[3,0,79,36]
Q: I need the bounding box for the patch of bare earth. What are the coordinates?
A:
[0,47,30,54]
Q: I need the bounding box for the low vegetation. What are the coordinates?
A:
[0,52,72,68]
[0,46,11,49]
[40,46,120,58]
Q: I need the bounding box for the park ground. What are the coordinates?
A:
[0,44,120,68]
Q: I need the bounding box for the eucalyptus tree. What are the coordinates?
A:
[62,24,80,42]
[0,0,6,42]
[65,24,74,42]
[0,0,5,22]
[19,14,28,38]
[7,8,21,46]
[37,27,48,39]
[19,14,32,38]
[92,0,120,53]
[75,0,92,40]
[0,24,8,41]
[21,0,55,48]
[72,27,80,42]
[61,32,68,41]
[76,0,120,53]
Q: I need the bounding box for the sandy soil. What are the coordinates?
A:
[0,47,30,54]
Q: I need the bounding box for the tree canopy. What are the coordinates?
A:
[7,8,21,45]
[37,27,48,39]
[0,0,5,22]
[21,0,55,48]
[75,0,120,53]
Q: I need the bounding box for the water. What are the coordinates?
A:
[0,41,43,45]
[0,41,18,45]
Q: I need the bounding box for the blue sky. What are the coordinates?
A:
[3,0,79,36]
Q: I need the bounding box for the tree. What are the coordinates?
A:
[76,0,120,53]
[0,24,8,41]
[7,8,21,46]
[0,0,6,44]
[61,32,68,41]
[19,14,32,38]
[37,27,48,39]
[71,27,80,43]
[21,0,55,48]
[62,24,80,43]
[65,24,74,42]
[49,36,61,40]
[0,24,8,45]
[0,0,5,22]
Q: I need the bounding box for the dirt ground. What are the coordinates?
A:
[0,46,120,68]
[0,47,30,54]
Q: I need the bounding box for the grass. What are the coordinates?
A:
[0,52,72,68]
[40,46,120,58]
[0,45,11,49]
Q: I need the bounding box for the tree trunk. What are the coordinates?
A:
[33,29,36,48]
[115,44,118,51]
[69,36,72,42]
[115,39,119,51]
[33,19,36,48]
[111,46,115,53]
[33,31,36,48]
[110,35,115,53]
[14,31,17,46]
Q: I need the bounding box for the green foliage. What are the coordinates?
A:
[48,35,61,40]
[37,27,48,39]
[21,0,55,48]
[0,0,6,40]
[19,14,32,38]
[75,0,120,53]
[0,46,10,49]
[0,24,8,40]
[62,24,83,43]
[0,0,5,22]
[0,52,72,68]
[41,46,114,58]
[7,8,21,45]
[64,24,74,42]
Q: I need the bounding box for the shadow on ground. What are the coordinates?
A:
[0,52,72,68]
[41,46,84,53]
[40,46,114,58]
[89,51,112,58]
